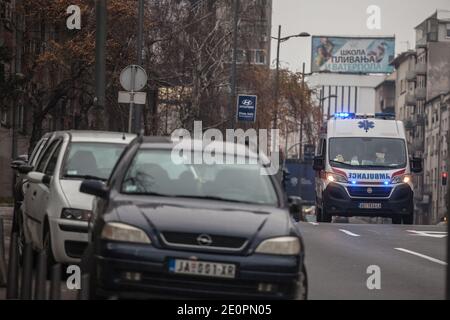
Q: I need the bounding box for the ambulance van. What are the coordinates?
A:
[312,113,423,224]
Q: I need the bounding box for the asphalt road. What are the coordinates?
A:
[1,206,448,300]
[299,219,448,300]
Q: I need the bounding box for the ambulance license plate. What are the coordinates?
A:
[359,203,382,209]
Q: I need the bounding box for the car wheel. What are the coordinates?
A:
[402,213,414,225]
[295,265,308,300]
[391,216,402,224]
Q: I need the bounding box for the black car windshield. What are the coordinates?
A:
[121,149,278,205]
[62,143,126,180]
[329,137,407,169]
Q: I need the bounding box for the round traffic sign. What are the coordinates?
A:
[120,65,148,92]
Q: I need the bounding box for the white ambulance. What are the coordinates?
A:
[312,113,423,224]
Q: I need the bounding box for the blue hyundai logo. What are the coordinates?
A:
[242,99,253,106]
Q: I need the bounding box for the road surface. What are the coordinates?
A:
[300,220,447,300]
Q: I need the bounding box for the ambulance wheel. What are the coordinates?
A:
[322,208,332,223]
[317,207,332,223]
[391,216,402,224]
[402,213,414,225]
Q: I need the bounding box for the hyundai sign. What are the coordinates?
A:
[237,95,257,122]
[311,36,395,74]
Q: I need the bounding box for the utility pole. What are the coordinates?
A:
[95,0,107,128]
[272,25,282,130]
[132,0,145,134]
[230,0,239,129]
[299,62,305,160]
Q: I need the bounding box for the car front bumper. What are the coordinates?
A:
[93,242,304,300]
[49,217,89,263]
[323,183,413,218]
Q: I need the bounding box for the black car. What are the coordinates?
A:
[80,136,307,300]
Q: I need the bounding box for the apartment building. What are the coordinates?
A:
[390,10,450,224]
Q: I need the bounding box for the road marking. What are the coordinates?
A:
[308,222,319,226]
[406,230,448,238]
[339,229,361,237]
[394,248,447,266]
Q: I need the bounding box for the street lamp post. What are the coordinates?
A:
[272,26,310,130]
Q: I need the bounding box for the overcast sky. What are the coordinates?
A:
[271,0,450,73]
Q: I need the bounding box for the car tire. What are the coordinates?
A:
[391,216,402,224]
[402,213,414,225]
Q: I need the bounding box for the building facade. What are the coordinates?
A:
[390,10,450,224]
[374,72,396,114]
[308,73,385,118]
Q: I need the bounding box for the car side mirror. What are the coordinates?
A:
[11,159,28,170]
[27,172,51,185]
[80,180,109,199]
[410,157,423,174]
[313,156,325,171]
[17,165,34,174]
[288,196,303,222]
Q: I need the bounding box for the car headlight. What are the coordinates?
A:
[101,222,151,244]
[61,208,92,221]
[391,174,412,184]
[326,172,348,183]
[255,237,301,255]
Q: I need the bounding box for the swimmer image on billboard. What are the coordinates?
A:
[311,36,395,74]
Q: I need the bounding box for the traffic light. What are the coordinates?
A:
[442,172,448,186]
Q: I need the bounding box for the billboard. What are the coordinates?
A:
[311,36,395,74]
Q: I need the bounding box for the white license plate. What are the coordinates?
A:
[169,259,236,279]
[359,203,382,209]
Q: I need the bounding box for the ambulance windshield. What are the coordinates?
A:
[329,137,407,169]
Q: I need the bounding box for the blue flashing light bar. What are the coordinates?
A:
[334,112,356,119]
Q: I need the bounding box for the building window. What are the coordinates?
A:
[254,50,267,65]
[447,24,450,38]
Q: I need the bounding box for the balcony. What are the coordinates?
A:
[406,70,417,82]
[415,63,427,75]
[405,93,417,107]
[415,87,427,100]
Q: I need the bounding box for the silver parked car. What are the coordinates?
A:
[21,131,136,265]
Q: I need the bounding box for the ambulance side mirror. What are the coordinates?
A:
[313,156,325,171]
[410,157,423,174]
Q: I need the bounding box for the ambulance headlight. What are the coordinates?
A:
[391,174,412,184]
[326,172,348,183]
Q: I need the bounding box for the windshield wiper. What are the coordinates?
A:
[330,160,355,167]
[63,174,107,181]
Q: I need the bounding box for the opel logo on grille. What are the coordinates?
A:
[197,234,213,246]
[367,187,373,194]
